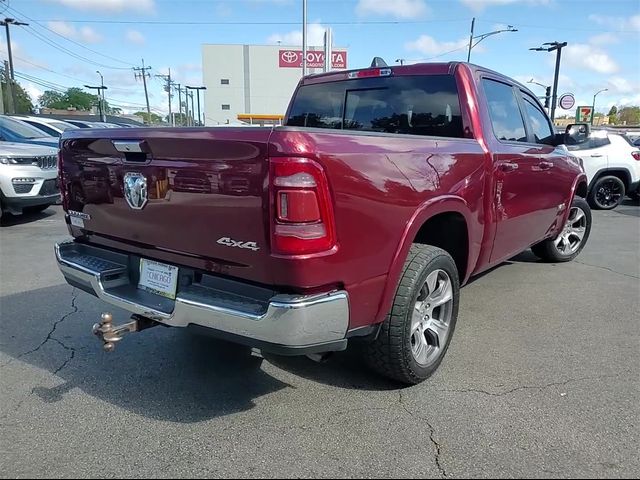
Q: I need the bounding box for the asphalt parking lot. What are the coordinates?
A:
[1,202,639,479]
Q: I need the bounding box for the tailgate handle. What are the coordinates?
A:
[113,140,148,162]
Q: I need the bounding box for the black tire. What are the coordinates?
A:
[532,196,591,263]
[588,175,625,210]
[363,244,460,385]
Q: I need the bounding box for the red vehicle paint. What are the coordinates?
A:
[58,62,587,348]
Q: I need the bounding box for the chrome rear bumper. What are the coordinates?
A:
[55,241,349,354]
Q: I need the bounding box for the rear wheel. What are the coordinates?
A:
[532,196,591,262]
[363,244,459,385]
[588,175,625,210]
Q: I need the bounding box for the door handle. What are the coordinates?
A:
[590,154,603,157]
[498,162,519,172]
[538,161,554,170]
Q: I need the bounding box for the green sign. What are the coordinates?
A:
[576,106,593,123]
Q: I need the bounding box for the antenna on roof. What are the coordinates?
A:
[370,57,388,68]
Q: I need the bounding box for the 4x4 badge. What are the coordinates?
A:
[217,237,260,251]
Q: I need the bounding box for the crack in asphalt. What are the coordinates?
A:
[437,372,630,398]
[399,391,447,478]
[0,291,79,421]
[574,260,640,280]
[0,290,78,372]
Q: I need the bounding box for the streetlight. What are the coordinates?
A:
[1,17,29,114]
[530,41,567,122]
[592,88,608,126]
[527,78,552,110]
[84,84,108,121]
[96,71,106,122]
[467,18,517,62]
[186,86,207,126]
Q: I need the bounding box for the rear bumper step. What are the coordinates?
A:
[55,241,350,355]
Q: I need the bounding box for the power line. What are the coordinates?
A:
[19,24,132,70]
[5,4,137,67]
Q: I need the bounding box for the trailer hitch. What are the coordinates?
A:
[93,313,157,352]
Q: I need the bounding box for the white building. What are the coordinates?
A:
[202,44,348,126]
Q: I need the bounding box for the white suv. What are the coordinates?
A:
[568,130,640,209]
[0,142,60,220]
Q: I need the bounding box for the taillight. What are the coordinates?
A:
[57,149,68,209]
[348,68,392,79]
[270,157,336,256]
[632,151,640,161]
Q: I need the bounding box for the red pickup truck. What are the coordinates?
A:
[55,62,592,384]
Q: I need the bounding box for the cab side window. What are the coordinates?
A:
[521,93,555,145]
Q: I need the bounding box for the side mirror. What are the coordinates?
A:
[564,123,590,146]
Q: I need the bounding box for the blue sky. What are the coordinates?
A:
[1,0,639,118]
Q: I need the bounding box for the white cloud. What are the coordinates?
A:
[562,44,619,74]
[25,83,45,105]
[589,13,640,32]
[356,0,429,19]
[405,35,481,59]
[606,77,639,95]
[46,0,155,13]
[47,21,103,43]
[0,40,50,70]
[589,33,620,45]
[126,30,145,45]
[267,23,327,47]
[461,0,550,12]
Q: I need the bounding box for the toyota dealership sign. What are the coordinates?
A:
[279,50,347,69]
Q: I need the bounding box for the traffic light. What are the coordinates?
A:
[544,86,551,108]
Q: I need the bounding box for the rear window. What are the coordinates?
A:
[286,75,464,138]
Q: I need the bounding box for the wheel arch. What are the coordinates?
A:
[589,168,631,192]
[374,195,480,324]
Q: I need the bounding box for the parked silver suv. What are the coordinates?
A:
[0,142,60,220]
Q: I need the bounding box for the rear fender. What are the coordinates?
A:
[563,173,589,226]
[374,195,477,324]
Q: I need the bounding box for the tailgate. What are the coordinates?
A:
[60,127,273,283]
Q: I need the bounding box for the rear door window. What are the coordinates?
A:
[287,75,463,138]
[482,78,527,142]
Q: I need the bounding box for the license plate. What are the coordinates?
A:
[138,258,179,300]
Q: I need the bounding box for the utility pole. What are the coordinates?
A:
[3,60,14,114]
[174,83,183,126]
[189,91,195,126]
[183,86,190,126]
[2,18,29,113]
[133,59,152,124]
[530,42,567,122]
[467,17,475,62]
[186,86,206,126]
[156,68,173,126]
[302,0,308,76]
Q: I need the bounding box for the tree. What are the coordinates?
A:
[167,112,189,125]
[38,87,100,111]
[617,106,640,126]
[134,111,163,124]
[1,71,34,114]
[38,90,67,109]
[65,87,99,111]
[607,105,618,124]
